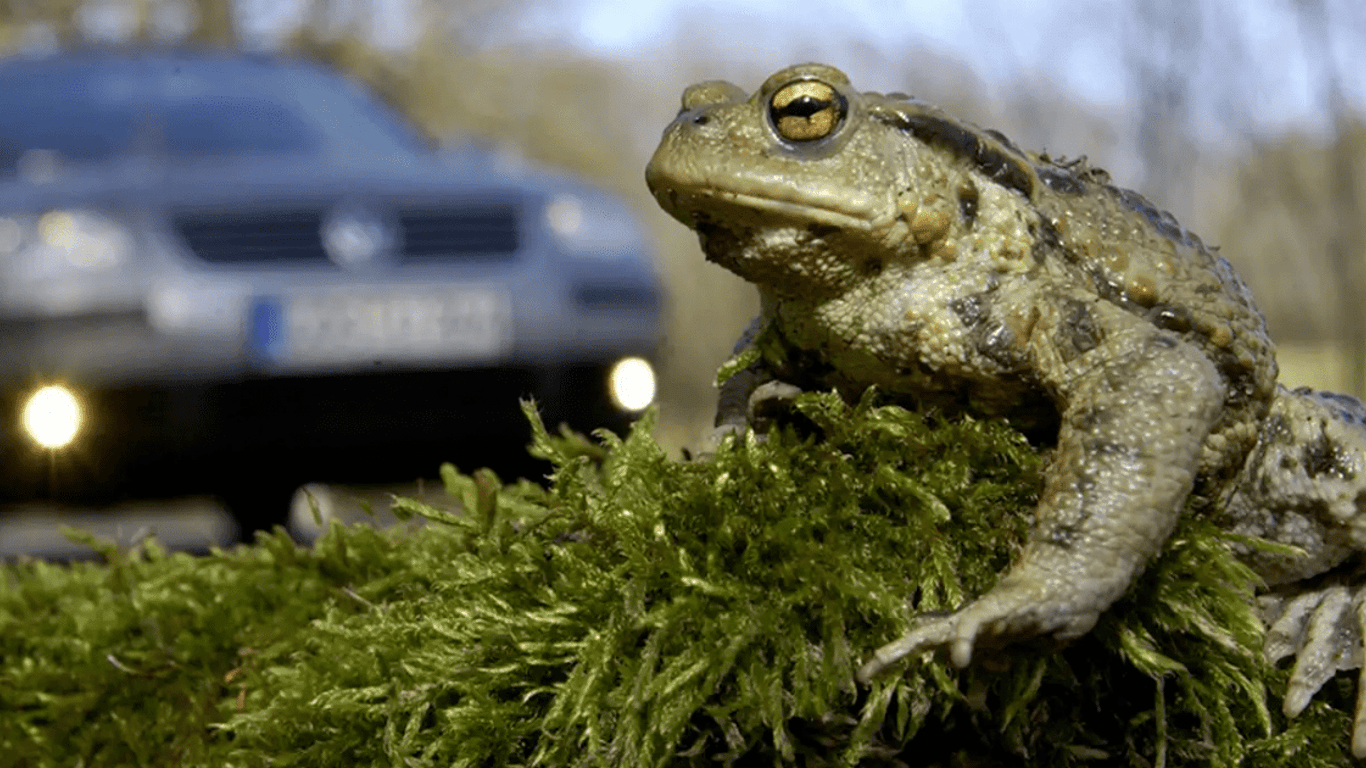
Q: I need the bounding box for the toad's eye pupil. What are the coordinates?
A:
[780,95,829,118]
[769,81,846,143]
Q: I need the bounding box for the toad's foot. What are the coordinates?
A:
[1261,584,1366,758]
[698,380,807,460]
[746,380,805,426]
[695,423,744,461]
[857,575,1103,684]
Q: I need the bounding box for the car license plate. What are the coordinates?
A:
[252,289,512,367]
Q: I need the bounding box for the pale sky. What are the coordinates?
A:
[225,0,1361,140]
[511,0,1358,138]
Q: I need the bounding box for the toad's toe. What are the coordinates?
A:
[858,613,958,684]
[1283,586,1354,717]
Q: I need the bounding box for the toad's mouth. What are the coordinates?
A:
[690,215,869,296]
[653,185,876,233]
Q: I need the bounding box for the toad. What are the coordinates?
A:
[646,63,1366,755]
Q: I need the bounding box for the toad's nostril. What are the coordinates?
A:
[692,114,710,126]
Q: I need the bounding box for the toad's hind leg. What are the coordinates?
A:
[1223,386,1366,756]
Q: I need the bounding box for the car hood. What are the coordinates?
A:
[0,151,557,213]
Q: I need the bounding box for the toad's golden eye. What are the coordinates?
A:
[768,80,846,143]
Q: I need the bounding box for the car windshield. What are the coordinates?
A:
[0,96,319,168]
[0,57,428,177]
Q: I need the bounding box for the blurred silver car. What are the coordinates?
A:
[0,50,662,528]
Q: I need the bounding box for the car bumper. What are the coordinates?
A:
[0,361,645,503]
[0,310,250,386]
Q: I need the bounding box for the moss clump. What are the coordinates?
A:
[0,392,1355,766]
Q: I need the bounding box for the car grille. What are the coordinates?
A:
[174,204,522,266]
[398,205,520,260]
[175,210,330,265]
[573,283,660,311]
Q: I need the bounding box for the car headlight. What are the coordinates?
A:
[0,209,135,281]
[608,356,656,412]
[21,384,82,449]
[545,193,649,259]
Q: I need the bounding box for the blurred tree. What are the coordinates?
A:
[1124,0,1203,211]
[1295,0,1365,393]
[1,0,87,46]
[190,0,234,44]
[1108,0,1366,393]
[1216,123,1366,344]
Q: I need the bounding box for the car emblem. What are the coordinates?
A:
[320,204,395,268]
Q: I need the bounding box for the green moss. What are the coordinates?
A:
[0,392,1354,766]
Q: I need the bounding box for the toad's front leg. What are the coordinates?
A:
[860,328,1225,681]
